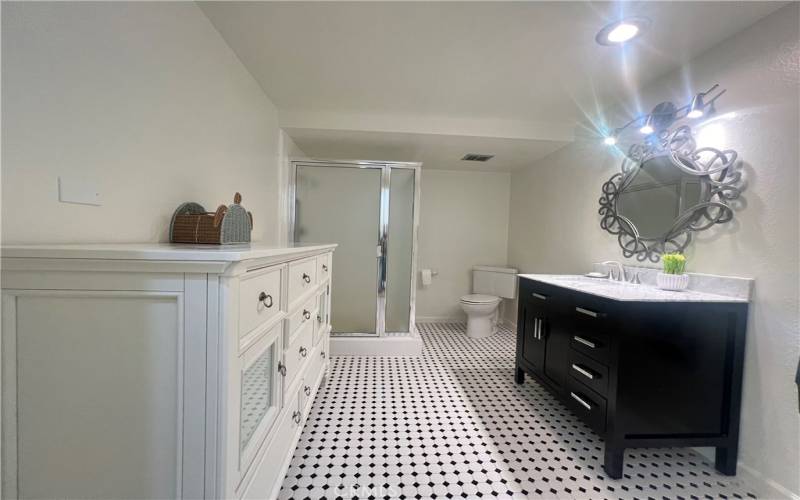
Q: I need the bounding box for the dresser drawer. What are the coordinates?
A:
[287,295,316,342]
[239,266,283,338]
[565,377,607,434]
[284,319,313,390]
[288,258,317,307]
[317,253,331,282]
[568,349,609,397]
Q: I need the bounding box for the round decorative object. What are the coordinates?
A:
[656,272,689,291]
[599,124,744,262]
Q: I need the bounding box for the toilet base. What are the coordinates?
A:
[465,315,497,338]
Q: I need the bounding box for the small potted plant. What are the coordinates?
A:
[657,253,689,291]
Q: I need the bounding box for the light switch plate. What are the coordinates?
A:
[58,176,102,206]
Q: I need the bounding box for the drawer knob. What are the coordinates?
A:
[258,292,273,308]
[571,363,595,380]
[277,361,287,377]
[317,314,322,323]
[322,264,328,272]
[304,385,311,396]
[321,351,326,359]
[303,309,311,320]
[292,411,301,424]
[573,335,597,349]
[570,392,593,411]
[302,273,311,284]
[299,346,308,357]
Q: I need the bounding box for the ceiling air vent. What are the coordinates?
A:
[461,153,494,162]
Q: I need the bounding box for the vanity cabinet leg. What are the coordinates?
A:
[715,445,738,475]
[515,366,525,385]
[604,446,625,479]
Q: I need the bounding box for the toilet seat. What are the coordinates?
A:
[460,294,501,304]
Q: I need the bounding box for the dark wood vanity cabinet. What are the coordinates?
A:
[514,277,747,479]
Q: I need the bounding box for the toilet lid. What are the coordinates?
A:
[460,294,501,304]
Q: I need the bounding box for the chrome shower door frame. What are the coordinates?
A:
[289,158,421,338]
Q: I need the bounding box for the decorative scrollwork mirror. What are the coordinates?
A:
[599,124,744,262]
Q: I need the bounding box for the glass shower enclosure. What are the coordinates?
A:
[290,159,420,337]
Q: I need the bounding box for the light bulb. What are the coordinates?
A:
[607,23,639,43]
[639,124,654,134]
[687,109,704,119]
[604,136,617,146]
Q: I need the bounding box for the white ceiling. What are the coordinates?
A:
[201,1,785,170]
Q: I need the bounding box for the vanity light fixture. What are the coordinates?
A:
[595,17,650,46]
[603,133,618,146]
[602,83,726,145]
[639,116,655,135]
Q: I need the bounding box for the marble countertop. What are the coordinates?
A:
[519,274,750,303]
[1,242,337,262]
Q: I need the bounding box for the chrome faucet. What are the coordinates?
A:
[601,260,626,282]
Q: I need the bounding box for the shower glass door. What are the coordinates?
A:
[292,161,418,337]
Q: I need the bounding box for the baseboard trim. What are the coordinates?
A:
[416,316,465,323]
[738,461,799,500]
[692,447,798,499]
[330,336,423,356]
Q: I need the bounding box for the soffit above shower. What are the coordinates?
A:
[283,127,567,172]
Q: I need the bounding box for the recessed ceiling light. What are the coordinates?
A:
[595,17,650,46]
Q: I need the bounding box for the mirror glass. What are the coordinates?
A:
[616,156,703,240]
[240,343,274,450]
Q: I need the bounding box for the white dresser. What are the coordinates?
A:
[1,243,336,499]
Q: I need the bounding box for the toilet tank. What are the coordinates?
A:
[473,266,518,299]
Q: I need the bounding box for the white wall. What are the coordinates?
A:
[2,2,283,244]
[506,5,800,497]
[417,169,511,322]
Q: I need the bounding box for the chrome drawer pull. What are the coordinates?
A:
[302,273,311,283]
[303,309,311,320]
[322,264,328,272]
[572,364,595,380]
[532,292,547,300]
[304,385,311,396]
[258,292,273,308]
[576,306,601,318]
[573,336,596,349]
[570,392,593,410]
[317,314,322,323]
[536,318,542,340]
[277,361,287,377]
[321,351,326,359]
[292,411,301,424]
[299,346,308,357]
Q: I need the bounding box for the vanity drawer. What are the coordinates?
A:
[570,300,612,363]
[288,258,317,307]
[317,253,331,282]
[239,266,283,338]
[565,377,607,434]
[284,319,313,390]
[287,295,316,341]
[568,349,609,397]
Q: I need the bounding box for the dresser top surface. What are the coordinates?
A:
[1,242,337,262]
[519,274,750,303]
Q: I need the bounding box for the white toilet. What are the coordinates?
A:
[459,266,518,338]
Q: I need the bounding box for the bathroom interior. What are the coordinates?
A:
[1,1,799,499]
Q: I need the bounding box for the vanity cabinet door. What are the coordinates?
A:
[520,299,546,372]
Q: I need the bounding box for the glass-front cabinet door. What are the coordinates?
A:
[236,324,282,480]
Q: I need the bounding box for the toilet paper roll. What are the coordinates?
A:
[421,269,433,286]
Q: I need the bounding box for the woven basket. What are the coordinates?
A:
[170,193,253,245]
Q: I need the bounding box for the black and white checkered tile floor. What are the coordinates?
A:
[278,323,759,499]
